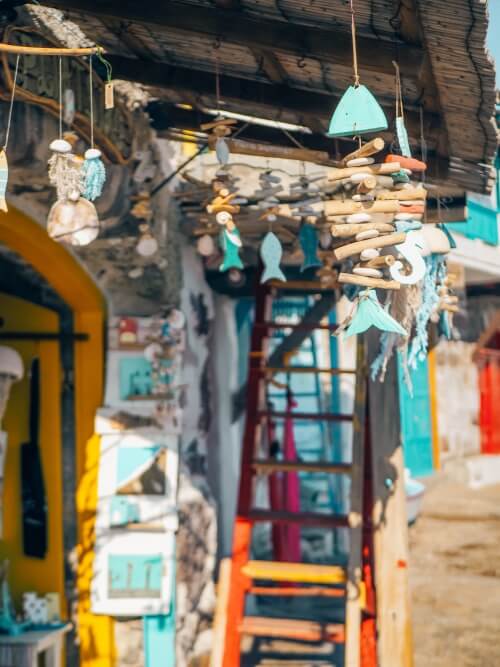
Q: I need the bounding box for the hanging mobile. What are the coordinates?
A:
[82,55,106,201]
[328,0,387,137]
[0,54,20,213]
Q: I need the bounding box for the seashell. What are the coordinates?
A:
[346,157,375,167]
[136,232,158,257]
[394,183,413,190]
[352,194,375,202]
[49,138,72,153]
[402,168,412,175]
[319,229,332,249]
[355,229,380,241]
[349,172,372,184]
[421,226,451,255]
[347,212,372,223]
[353,267,383,278]
[395,213,414,220]
[216,210,232,225]
[360,248,379,261]
[84,147,102,160]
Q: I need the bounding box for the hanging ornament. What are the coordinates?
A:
[0,54,19,213]
[298,222,321,271]
[260,231,286,283]
[82,56,106,201]
[136,225,159,257]
[47,197,99,246]
[220,226,243,272]
[344,290,407,338]
[197,233,216,257]
[328,1,387,137]
[393,61,412,158]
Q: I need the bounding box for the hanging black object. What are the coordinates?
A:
[21,358,47,559]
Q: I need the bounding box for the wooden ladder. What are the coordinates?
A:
[221,281,377,667]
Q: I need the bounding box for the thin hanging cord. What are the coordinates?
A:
[350,0,360,86]
[4,55,20,151]
[393,60,404,119]
[214,39,221,115]
[58,56,63,138]
[89,54,94,148]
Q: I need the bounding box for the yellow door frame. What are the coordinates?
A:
[0,207,115,666]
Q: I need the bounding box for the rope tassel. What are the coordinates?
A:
[82,147,106,201]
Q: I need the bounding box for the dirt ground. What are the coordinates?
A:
[410,476,500,667]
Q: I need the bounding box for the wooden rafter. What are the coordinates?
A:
[36,0,423,77]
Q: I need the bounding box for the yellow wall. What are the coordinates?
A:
[0,208,115,666]
[0,293,64,605]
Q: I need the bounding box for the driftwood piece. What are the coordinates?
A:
[357,175,377,193]
[330,222,395,238]
[328,163,401,182]
[342,138,385,165]
[338,273,401,290]
[325,199,400,218]
[207,136,331,164]
[334,232,406,261]
[361,255,396,268]
[377,188,427,201]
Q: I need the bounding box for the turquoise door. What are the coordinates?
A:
[397,355,434,478]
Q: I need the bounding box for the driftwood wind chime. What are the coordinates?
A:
[0,42,111,245]
[192,0,456,373]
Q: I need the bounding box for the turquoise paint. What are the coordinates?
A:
[260,231,286,283]
[144,558,176,667]
[298,224,321,272]
[345,290,407,337]
[328,85,388,137]
[116,445,162,487]
[108,554,163,595]
[219,228,244,272]
[119,357,153,399]
[448,199,499,246]
[397,355,434,478]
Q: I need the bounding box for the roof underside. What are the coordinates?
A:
[34,0,497,194]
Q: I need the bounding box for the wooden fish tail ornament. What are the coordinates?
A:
[345,289,407,338]
[299,223,321,271]
[219,227,243,272]
[260,231,286,283]
[0,150,8,213]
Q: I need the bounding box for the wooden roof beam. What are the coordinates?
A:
[37,0,423,77]
[108,55,440,143]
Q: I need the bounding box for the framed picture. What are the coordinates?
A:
[91,530,175,616]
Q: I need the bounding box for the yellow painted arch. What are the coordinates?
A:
[0,207,115,666]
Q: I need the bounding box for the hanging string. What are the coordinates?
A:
[58,56,63,138]
[350,0,360,87]
[393,60,404,119]
[3,55,20,151]
[214,38,221,115]
[89,54,94,148]
[95,47,113,82]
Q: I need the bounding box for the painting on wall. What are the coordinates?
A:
[91,530,175,616]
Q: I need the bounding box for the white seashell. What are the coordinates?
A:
[353,267,383,278]
[128,267,144,279]
[49,138,72,153]
[349,172,371,184]
[394,183,413,190]
[355,229,379,241]
[395,213,414,220]
[84,147,102,160]
[347,212,372,223]
[346,157,375,167]
[402,168,412,175]
[216,211,232,225]
[319,230,332,249]
[136,232,158,257]
[360,248,379,261]
[352,194,374,202]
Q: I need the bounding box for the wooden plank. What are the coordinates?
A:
[240,617,345,643]
[242,561,345,584]
[251,459,352,475]
[367,330,414,667]
[210,558,232,667]
[207,135,331,164]
[248,586,344,598]
[247,509,349,527]
[344,337,367,667]
[37,0,423,76]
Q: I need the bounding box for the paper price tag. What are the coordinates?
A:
[105,81,114,110]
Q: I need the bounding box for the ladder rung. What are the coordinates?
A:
[247,509,349,528]
[256,322,339,332]
[258,410,353,422]
[259,366,356,375]
[249,585,345,598]
[252,460,352,475]
[239,617,345,643]
[242,560,346,584]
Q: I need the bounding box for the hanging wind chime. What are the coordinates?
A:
[0,54,20,213]
[47,54,106,246]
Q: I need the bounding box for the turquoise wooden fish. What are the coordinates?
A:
[396,116,412,158]
[219,227,243,272]
[0,149,8,212]
[328,85,388,137]
[392,169,410,184]
[299,223,321,272]
[345,290,407,338]
[260,231,286,283]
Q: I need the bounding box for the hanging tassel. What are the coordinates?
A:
[48,138,82,201]
[82,148,106,201]
[344,289,407,338]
